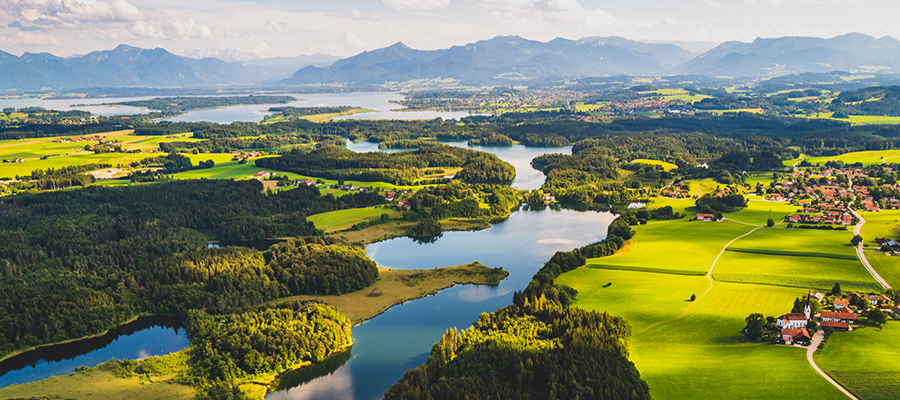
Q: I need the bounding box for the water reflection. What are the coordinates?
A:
[267,208,615,400]
[0,316,188,388]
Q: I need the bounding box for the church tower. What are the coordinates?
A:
[804,290,812,319]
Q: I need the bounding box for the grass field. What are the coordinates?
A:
[630,158,678,171]
[798,113,900,125]
[803,150,900,166]
[0,368,194,400]
[273,262,507,323]
[858,210,900,288]
[683,178,721,197]
[307,206,402,233]
[815,323,900,400]
[559,261,847,399]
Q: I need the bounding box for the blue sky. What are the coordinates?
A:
[0,0,894,59]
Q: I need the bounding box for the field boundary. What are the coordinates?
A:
[633,224,764,336]
[586,264,706,276]
[726,248,858,260]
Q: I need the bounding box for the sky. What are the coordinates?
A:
[0,0,895,59]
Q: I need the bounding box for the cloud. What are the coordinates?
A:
[381,0,449,10]
[465,0,626,30]
[130,20,162,38]
[265,20,290,34]
[0,30,59,45]
[163,17,212,40]
[705,0,858,8]
[0,0,144,29]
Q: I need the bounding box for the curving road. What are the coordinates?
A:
[850,209,892,290]
[807,329,860,400]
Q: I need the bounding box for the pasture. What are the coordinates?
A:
[857,210,900,288]
[308,206,402,233]
[803,150,900,166]
[630,158,677,171]
[559,258,846,399]
[815,323,900,400]
[798,113,900,125]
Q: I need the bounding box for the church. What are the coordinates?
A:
[776,293,811,330]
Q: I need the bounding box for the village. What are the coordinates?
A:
[767,287,897,348]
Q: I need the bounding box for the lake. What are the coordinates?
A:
[345,140,571,191]
[266,208,615,400]
[0,316,188,388]
[0,92,477,123]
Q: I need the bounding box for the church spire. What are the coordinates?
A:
[804,290,812,319]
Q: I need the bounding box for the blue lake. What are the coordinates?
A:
[266,208,615,400]
[0,317,188,388]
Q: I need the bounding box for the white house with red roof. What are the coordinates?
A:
[776,294,811,330]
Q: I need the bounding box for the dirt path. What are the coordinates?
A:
[807,329,859,399]
[851,209,892,289]
[634,223,764,336]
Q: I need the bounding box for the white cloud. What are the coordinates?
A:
[465,0,626,30]
[130,20,162,38]
[381,0,449,10]
[163,17,212,40]
[0,30,59,45]
[0,0,144,28]
[265,20,290,34]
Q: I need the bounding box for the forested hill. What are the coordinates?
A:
[0,180,385,359]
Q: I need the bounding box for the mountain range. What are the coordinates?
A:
[3,33,900,90]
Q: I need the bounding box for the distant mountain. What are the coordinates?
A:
[678,33,900,76]
[280,36,696,85]
[0,45,274,90]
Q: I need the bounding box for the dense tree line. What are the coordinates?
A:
[109,96,295,113]
[185,302,352,397]
[256,144,515,186]
[0,122,128,140]
[0,180,385,357]
[468,134,513,146]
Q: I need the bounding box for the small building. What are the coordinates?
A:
[302,179,315,186]
[781,328,811,345]
[820,311,858,324]
[834,298,850,310]
[810,292,824,302]
[696,213,715,221]
[252,171,271,179]
[820,321,850,331]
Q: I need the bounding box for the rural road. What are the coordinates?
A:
[850,210,892,290]
[806,329,860,400]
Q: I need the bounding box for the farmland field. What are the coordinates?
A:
[630,158,677,171]
[858,210,900,287]
[803,150,900,166]
[815,324,900,400]
[798,113,900,125]
[307,206,402,233]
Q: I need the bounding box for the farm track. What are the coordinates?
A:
[633,223,763,336]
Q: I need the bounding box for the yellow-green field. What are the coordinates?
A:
[307,206,402,233]
[556,198,886,399]
[798,113,900,125]
[858,210,900,288]
[803,150,900,166]
[630,158,678,171]
[815,324,900,400]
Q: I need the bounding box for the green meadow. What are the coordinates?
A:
[803,150,900,166]
[556,198,890,398]
[630,158,677,171]
[559,262,847,399]
[307,206,402,233]
[858,210,900,288]
[815,324,900,400]
[798,113,900,125]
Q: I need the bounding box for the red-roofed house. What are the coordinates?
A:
[252,171,271,179]
[697,213,715,221]
[781,328,811,345]
[835,298,850,310]
[820,311,858,324]
[821,321,850,331]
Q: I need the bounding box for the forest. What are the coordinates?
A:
[256,144,515,186]
[0,180,385,358]
[105,96,296,113]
